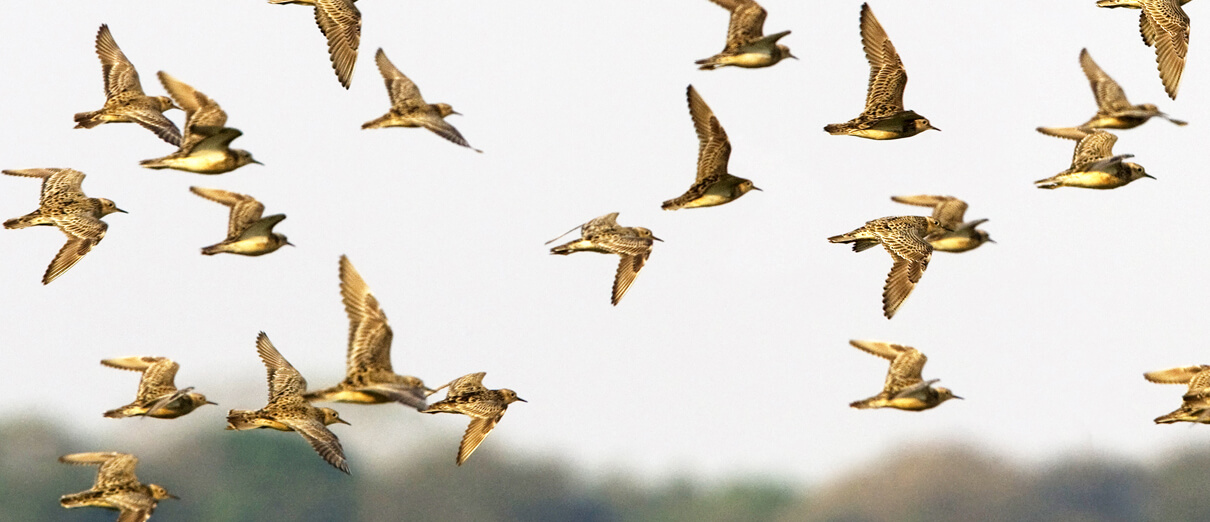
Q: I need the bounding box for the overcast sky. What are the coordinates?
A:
[2,1,1208,485]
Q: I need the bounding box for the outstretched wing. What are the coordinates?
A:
[860,4,907,116]
[315,0,361,89]
[1079,48,1132,113]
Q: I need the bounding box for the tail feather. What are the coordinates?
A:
[138,158,169,169]
[849,397,879,409]
[103,407,133,419]
[4,211,45,229]
[73,111,102,129]
[361,115,393,130]
[60,490,102,508]
[823,123,846,134]
[200,243,225,256]
[694,58,720,71]
[1034,177,1061,189]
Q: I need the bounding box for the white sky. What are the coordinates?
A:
[2,1,1208,485]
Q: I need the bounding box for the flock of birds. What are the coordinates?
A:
[5,0,1206,520]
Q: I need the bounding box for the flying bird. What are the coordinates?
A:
[848,340,961,411]
[825,3,937,140]
[547,212,660,305]
[189,187,290,256]
[662,85,761,210]
[890,195,992,253]
[101,356,215,419]
[828,216,950,319]
[1037,48,1186,135]
[1034,129,1154,189]
[695,0,795,70]
[3,168,125,284]
[73,24,181,146]
[226,332,352,473]
[59,452,177,522]
[139,72,259,174]
[303,255,432,410]
[1145,365,1210,424]
[422,372,525,465]
[362,48,480,152]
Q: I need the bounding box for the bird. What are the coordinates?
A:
[3,168,125,285]
[694,0,795,70]
[1034,129,1154,189]
[828,216,950,319]
[59,452,177,522]
[547,212,660,305]
[1037,48,1186,135]
[270,0,360,89]
[422,372,525,466]
[73,24,181,147]
[362,48,480,151]
[303,255,431,410]
[100,356,215,419]
[1096,0,1190,99]
[825,3,938,140]
[189,187,290,256]
[847,340,961,411]
[226,332,352,474]
[138,72,260,174]
[1145,365,1210,424]
[889,195,992,253]
[662,85,761,210]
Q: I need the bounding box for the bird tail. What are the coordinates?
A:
[849,397,880,409]
[103,407,134,419]
[1154,407,1199,424]
[4,211,45,229]
[693,57,721,71]
[73,111,103,129]
[823,123,847,135]
[827,229,879,252]
[60,490,104,508]
[138,158,169,169]
[200,244,225,256]
[361,115,393,130]
[225,410,259,430]
[1033,176,1061,190]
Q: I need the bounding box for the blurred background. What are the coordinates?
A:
[4,0,1210,520]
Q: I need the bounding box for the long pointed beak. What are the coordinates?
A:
[285,241,296,247]
[251,159,264,166]
[516,398,527,403]
[751,186,763,192]
[337,418,351,426]
[451,111,463,116]
[929,125,941,132]
[652,236,664,242]
[953,396,964,400]
[986,238,997,244]
[1144,174,1157,180]
[116,208,128,214]
[788,53,798,61]
[167,493,181,500]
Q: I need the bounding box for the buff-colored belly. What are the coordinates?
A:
[162,151,231,174]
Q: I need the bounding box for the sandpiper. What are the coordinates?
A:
[73,25,181,146]
[1038,48,1186,134]
[890,195,992,253]
[139,72,260,174]
[226,332,352,474]
[663,85,760,210]
[828,216,950,319]
[59,452,177,521]
[547,212,660,305]
[101,356,215,419]
[825,3,937,140]
[189,187,290,256]
[303,255,431,410]
[362,48,479,151]
[1034,129,1154,189]
[1145,365,1210,424]
[848,340,961,411]
[422,372,525,466]
[695,0,794,70]
[3,168,125,284]
[1096,0,1190,99]
[270,0,360,88]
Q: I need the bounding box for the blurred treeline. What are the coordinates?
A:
[5,416,1210,522]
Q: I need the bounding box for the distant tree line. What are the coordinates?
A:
[4,416,1208,521]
